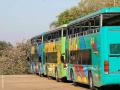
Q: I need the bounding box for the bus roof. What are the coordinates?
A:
[44,24,68,35]
[31,32,45,40]
[68,7,120,26]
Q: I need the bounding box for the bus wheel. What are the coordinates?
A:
[70,70,77,86]
[40,73,43,77]
[46,67,48,77]
[89,72,96,90]
[70,69,74,81]
[55,70,60,82]
[38,71,41,76]
[48,76,51,80]
[41,73,44,77]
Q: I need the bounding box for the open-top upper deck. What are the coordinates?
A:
[43,24,68,42]
[69,7,120,26]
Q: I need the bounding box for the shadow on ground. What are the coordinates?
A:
[37,75,120,90]
[75,83,120,90]
[99,85,120,90]
[64,81,120,90]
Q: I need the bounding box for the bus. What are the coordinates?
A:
[44,24,67,81]
[30,37,38,74]
[35,34,44,76]
[65,7,120,89]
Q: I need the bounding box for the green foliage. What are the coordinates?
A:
[52,0,120,27]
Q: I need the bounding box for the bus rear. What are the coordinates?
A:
[101,26,120,86]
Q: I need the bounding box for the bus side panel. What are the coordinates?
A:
[89,33,101,87]
[44,43,49,76]
[74,36,90,84]
[69,33,101,86]
[59,37,67,78]
[41,43,45,74]
[31,46,39,74]
[36,44,41,75]
[65,38,71,80]
[48,42,57,77]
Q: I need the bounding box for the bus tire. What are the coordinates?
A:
[47,75,51,79]
[38,71,41,76]
[46,66,48,77]
[88,72,95,90]
[39,69,43,77]
[40,73,43,77]
[55,70,60,82]
[70,69,77,86]
[70,69,74,81]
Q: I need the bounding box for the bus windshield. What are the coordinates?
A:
[103,13,120,26]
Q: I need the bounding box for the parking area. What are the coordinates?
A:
[0,75,89,90]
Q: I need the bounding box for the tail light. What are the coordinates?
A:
[104,60,109,74]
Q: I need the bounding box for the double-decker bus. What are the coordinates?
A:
[44,24,67,81]
[65,7,120,89]
[35,34,44,76]
[30,37,38,74]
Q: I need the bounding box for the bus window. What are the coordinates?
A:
[66,50,69,63]
[61,55,65,63]
[46,55,47,62]
[110,44,120,54]
[63,29,67,37]
[103,13,120,26]
[46,52,57,63]
[80,49,91,65]
[54,30,62,40]
[70,52,73,64]
[70,50,81,64]
[75,28,80,34]
[68,28,72,36]
[39,56,41,62]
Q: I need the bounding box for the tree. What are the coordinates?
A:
[52,0,120,27]
[0,40,31,75]
[0,41,12,56]
[49,21,58,30]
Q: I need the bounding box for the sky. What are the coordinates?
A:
[0,0,80,44]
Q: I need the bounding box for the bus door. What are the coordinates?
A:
[107,29,120,74]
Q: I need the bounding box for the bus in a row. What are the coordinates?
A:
[29,7,120,90]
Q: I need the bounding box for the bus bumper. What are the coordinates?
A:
[102,74,120,86]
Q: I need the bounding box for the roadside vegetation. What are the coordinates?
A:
[0,41,31,75]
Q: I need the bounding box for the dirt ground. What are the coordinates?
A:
[0,75,89,90]
[0,75,120,90]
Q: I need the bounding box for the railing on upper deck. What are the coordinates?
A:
[68,28,99,39]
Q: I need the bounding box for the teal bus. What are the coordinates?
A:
[36,34,44,76]
[65,7,120,89]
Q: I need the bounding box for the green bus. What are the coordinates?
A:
[43,24,68,81]
[65,7,120,89]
